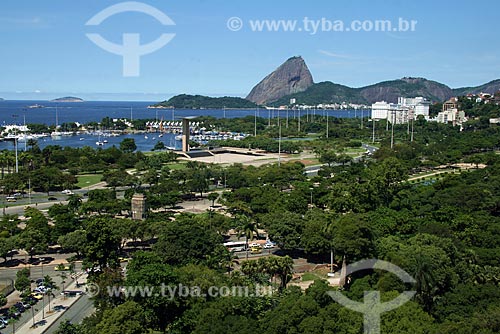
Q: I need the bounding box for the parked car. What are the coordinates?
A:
[54,264,70,271]
[30,292,43,300]
[13,303,25,313]
[61,189,74,195]
[250,246,262,254]
[34,286,49,294]
[263,243,275,249]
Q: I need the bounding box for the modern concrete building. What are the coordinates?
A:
[442,97,458,112]
[371,101,396,120]
[436,109,466,125]
[371,97,430,124]
[398,97,430,118]
[131,193,146,220]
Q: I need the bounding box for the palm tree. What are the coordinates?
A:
[276,256,294,290]
[0,153,7,179]
[42,275,56,313]
[59,271,68,299]
[323,217,336,274]
[413,253,437,312]
[236,214,259,260]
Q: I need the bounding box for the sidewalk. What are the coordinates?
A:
[13,273,88,334]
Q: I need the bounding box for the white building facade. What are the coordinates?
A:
[371,97,430,124]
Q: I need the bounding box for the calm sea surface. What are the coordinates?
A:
[0,100,371,152]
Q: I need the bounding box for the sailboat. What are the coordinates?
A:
[51,106,62,137]
[96,130,105,146]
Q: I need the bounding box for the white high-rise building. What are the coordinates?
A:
[371,101,397,120]
[398,97,430,118]
[371,97,430,124]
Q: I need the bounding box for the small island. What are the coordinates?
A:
[150,94,259,109]
[51,96,84,103]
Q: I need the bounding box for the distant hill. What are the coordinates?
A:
[152,94,259,109]
[0,98,4,101]
[358,77,453,103]
[453,79,500,96]
[271,82,364,106]
[270,77,454,106]
[248,57,500,105]
[246,56,314,105]
[51,96,84,102]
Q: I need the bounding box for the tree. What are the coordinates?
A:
[58,230,86,257]
[59,271,68,298]
[95,301,147,334]
[153,214,223,266]
[207,192,219,207]
[14,268,30,293]
[82,218,121,270]
[54,320,80,334]
[235,214,259,260]
[0,237,16,262]
[67,194,83,212]
[43,275,56,313]
[153,141,165,151]
[119,138,137,153]
[18,229,48,259]
[332,214,374,265]
[262,210,304,250]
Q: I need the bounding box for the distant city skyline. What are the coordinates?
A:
[1,0,499,101]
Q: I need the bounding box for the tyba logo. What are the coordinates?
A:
[86,1,176,77]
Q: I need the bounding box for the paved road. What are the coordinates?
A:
[43,294,94,334]
[0,182,108,217]
[304,143,378,176]
[0,261,83,283]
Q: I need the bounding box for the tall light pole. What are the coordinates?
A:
[371,118,376,143]
[23,113,27,151]
[254,108,257,137]
[298,110,301,133]
[14,137,18,173]
[326,110,329,139]
[390,110,396,149]
[309,188,313,209]
[278,117,282,167]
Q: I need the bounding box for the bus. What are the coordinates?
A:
[223,241,247,252]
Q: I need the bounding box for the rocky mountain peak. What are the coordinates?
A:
[246,56,314,105]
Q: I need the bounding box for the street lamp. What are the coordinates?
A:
[278,117,282,167]
[309,188,313,209]
[370,118,379,143]
[390,110,396,149]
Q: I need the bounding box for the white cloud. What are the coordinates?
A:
[318,50,353,59]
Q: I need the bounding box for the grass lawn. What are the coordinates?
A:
[76,174,103,188]
[301,272,322,282]
[165,162,188,170]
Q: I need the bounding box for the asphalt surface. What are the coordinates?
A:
[43,295,94,334]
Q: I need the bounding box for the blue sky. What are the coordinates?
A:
[1,0,499,101]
